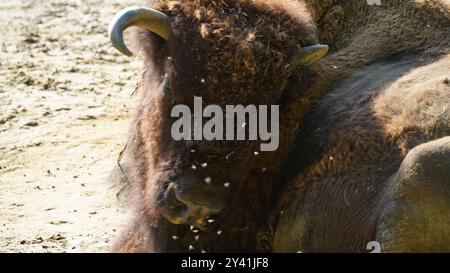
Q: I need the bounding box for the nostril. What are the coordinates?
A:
[165,184,188,214]
[162,182,225,226]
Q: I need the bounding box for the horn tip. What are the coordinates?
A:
[108,25,133,57]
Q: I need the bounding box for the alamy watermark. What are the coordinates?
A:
[366,0,381,6]
[367,241,382,253]
[171,97,279,152]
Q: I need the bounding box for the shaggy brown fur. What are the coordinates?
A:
[147,0,316,105]
[271,0,450,252]
[113,0,450,252]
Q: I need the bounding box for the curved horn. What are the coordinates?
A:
[108,7,173,57]
[290,44,329,69]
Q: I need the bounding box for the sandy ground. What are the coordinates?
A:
[0,0,144,252]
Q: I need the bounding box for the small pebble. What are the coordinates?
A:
[25,121,39,127]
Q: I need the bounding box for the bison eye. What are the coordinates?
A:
[162,73,173,95]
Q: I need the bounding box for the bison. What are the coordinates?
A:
[108,0,450,252]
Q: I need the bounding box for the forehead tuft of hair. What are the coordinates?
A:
[149,0,317,104]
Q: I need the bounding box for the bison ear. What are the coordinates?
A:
[290,44,329,70]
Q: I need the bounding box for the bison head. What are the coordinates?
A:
[109,1,328,230]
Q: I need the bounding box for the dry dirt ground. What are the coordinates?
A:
[0,0,144,252]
